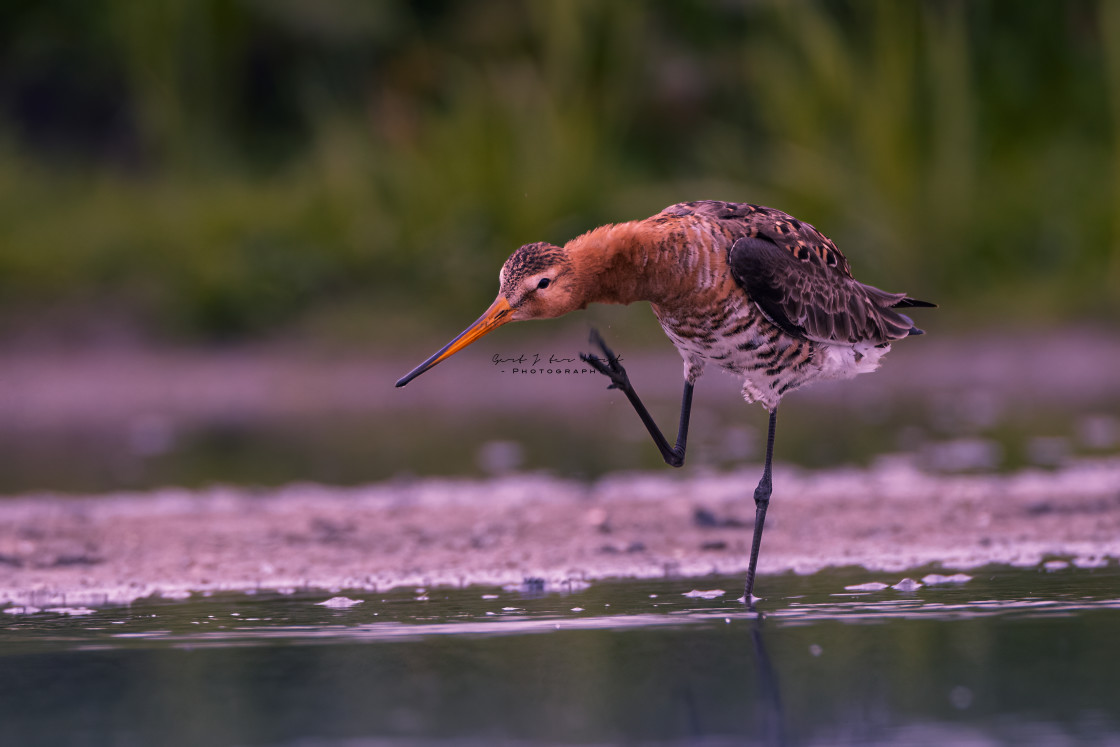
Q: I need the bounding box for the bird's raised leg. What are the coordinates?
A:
[744,406,778,603]
[580,328,693,468]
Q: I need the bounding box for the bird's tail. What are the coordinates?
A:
[892,297,935,335]
[893,297,937,309]
[859,286,936,339]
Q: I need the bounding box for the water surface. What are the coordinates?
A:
[4,564,1119,745]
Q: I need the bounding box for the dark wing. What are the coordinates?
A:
[659,200,933,344]
[729,235,929,345]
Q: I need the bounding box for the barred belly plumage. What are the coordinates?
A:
[656,298,819,410]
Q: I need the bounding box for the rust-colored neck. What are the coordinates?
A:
[564,221,703,310]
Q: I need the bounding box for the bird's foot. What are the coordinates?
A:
[580,328,631,391]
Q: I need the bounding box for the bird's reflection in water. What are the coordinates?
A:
[750,613,786,747]
[674,610,786,746]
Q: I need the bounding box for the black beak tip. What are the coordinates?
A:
[395,364,431,388]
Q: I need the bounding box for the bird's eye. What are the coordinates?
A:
[537,278,551,290]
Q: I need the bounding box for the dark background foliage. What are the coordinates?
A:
[1,0,1117,343]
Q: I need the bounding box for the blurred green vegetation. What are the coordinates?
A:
[0,0,1118,344]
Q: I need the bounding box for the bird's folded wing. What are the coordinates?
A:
[728,236,919,345]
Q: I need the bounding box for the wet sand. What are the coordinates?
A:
[3,457,1118,608]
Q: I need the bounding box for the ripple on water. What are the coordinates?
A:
[3,564,1118,651]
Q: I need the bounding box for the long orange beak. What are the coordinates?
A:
[395,296,514,387]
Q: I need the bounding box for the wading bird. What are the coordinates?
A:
[396,201,933,601]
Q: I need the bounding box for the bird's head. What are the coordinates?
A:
[396,241,581,387]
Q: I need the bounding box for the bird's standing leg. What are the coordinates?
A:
[744,406,778,603]
[580,328,693,468]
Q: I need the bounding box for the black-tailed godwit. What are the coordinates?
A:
[396,200,934,602]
